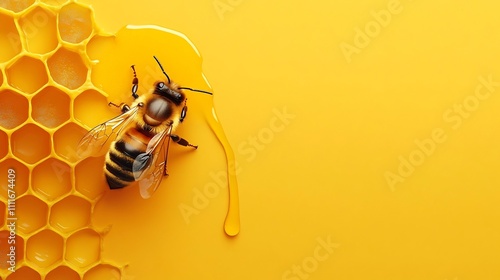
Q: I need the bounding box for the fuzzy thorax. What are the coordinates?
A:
[131,92,183,135]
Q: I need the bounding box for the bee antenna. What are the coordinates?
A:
[153,56,171,84]
[178,87,213,95]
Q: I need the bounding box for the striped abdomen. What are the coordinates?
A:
[105,127,153,189]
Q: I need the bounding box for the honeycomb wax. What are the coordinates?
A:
[0,131,7,159]
[48,48,89,90]
[45,266,81,280]
[31,86,71,129]
[19,6,58,54]
[4,266,40,280]
[0,13,22,63]
[0,1,124,278]
[65,229,101,268]
[73,89,117,129]
[6,56,48,94]
[83,264,121,280]
[53,123,88,162]
[0,0,239,279]
[74,156,108,200]
[50,195,91,233]
[32,158,72,201]
[16,195,48,235]
[26,229,63,268]
[0,90,29,130]
[58,2,94,44]
[0,0,35,13]
[10,124,51,164]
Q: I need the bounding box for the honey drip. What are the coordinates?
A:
[205,107,241,236]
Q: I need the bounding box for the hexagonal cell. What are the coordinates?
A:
[17,195,48,235]
[48,47,88,90]
[0,13,22,63]
[83,264,121,280]
[54,122,88,162]
[0,89,29,129]
[0,130,7,159]
[0,158,29,200]
[50,195,91,233]
[5,266,41,280]
[74,89,116,129]
[66,229,101,268]
[6,55,49,94]
[32,158,71,201]
[0,0,35,13]
[11,123,51,164]
[32,86,70,128]
[19,6,58,54]
[75,156,107,200]
[46,265,80,280]
[0,230,25,269]
[58,3,93,44]
[26,229,63,268]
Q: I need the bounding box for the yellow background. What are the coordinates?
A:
[84,0,500,279]
[6,0,500,279]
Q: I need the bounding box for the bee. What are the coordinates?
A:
[78,56,212,198]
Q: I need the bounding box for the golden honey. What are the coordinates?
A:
[0,1,239,279]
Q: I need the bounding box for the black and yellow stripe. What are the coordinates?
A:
[104,127,152,189]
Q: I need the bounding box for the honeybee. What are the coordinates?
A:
[78,56,212,198]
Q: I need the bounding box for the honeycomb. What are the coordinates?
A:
[0,0,239,278]
[0,1,127,278]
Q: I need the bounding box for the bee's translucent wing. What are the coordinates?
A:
[77,106,140,158]
[137,154,168,199]
[132,124,173,199]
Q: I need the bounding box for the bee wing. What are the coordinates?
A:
[132,124,173,199]
[77,106,140,158]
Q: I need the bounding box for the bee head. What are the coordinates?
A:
[154,81,185,105]
[153,56,213,97]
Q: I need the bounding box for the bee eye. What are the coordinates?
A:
[157,82,165,89]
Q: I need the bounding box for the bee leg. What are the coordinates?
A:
[108,102,131,113]
[170,134,198,149]
[161,162,169,176]
[131,65,139,99]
